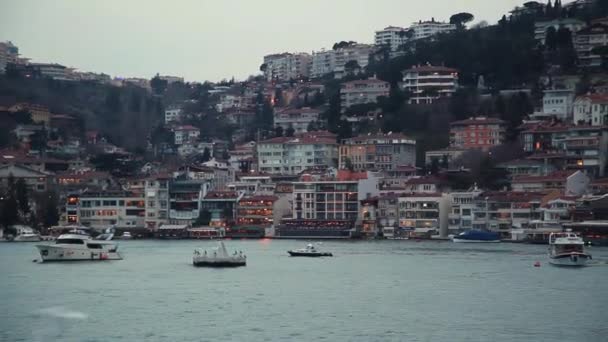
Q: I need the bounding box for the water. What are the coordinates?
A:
[1,240,607,342]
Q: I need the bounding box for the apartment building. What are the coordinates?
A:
[447,189,483,235]
[449,117,506,150]
[534,19,586,44]
[169,180,209,225]
[263,53,311,81]
[339,132,416,171]
[340,77,390,111]
[401,65,458,104]
[257,132,338,175]
[398,193,450,237]
[144,174,170,230]
[173,125,200,145]
[575,23,608,68]
[472,192,545,237]
[374,26,409,52]
[165,106,183,124]
[236,195,277,227]
[274,107,322,133]
[71,191,145,229]
[409,19,456,40]
[573,93,608,126]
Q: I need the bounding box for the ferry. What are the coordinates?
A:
[548,231,592,267]
[452,230,501,243]
[35,229,122,262]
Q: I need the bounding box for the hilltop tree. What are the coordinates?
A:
[450,12,474,29]
[259,63,268,73]
[150,74,168,95]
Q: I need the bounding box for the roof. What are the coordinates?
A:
[450,117,505,126]
[481,191,547,202]
[405,176,441,185]
[57,171,112,180]
[239,195,278,202]
[204,191,239,200]
[260,133,337,145]
[343,132,414,143]
[404,65,458,73]
[174,125,199,131]
[575,93,608,104]
[341,78,389,86]
[512,170,577,184]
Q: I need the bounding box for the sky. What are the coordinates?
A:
[1,0,537,82]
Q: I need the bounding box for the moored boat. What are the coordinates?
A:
[452,230,500,243]
[548,231,591,267]
[12,226,41,242]
[192,241,246,267]
[35,229,122,262]
[288,244,333,257]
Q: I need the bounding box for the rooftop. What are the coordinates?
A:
[450,117,505,126]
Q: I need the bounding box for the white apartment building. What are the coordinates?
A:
[0,41,20,74]
[158,75,184,84]
[263,52,311,81]
[534,18,586,44]
[409,19,456,40]
[74,191,145,229]
[538,88,575,120]
[401,65,458,104]
[310,50,335,78]
[340,77,390,111]
[144,175,170,230]
[573,93,608,125]
[165,106,183,124]
[575,23,608,68]
[274,107,322,133]
[173,125,200,145]
[310,44,373,79]
[375,26,409,52]
[257,132,338,175]
[447,189,482,235]
[398,193,450,237]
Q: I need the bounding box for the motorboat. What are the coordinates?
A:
[35,229,122,262]
[120,232,133,240]
[193,241,246,267]
[12,226,41,242]
[288,244,333,257]
[548,231,592,267]
[452,230,501,243]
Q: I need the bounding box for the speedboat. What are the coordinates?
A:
[193,241,246,267]
[548,231,591,267]
[12,226,41,242]
[120,232,133,240]
[288,244,333,257]
[452,230,501,243]
[35,229,122,262]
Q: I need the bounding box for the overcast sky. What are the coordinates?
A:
[1,0,541,82]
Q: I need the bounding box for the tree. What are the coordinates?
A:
[201,147,211,162]
[1,174,19,233]
[194,209,211,226]
[545,27,558,51]
[285,126,295,137]
[450,12,474,29]
[259,63,268,73]
[274,125,284,137]
[344,157,354,171]
[150,74,168,95]
[43,192,60,228]
[344,60,361,75]
[15,178,29,216]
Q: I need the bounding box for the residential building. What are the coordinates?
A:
[236,195,277,228]
[402,176,443,193]
[340,77,390,111]
[310,49,335,78]
[165,106,183,124]
[9,103,52,127]
[0,41,20,74]
[74,191,145,229]
[257,131,338,175]
[374,26,409,52]
[339,132,416,171]
[169,180,209,225]
[575,23,608,68]
[332,44,373,79]
[173,125,200,145]
[263,53,311,81]
[377,192,402,233]
[200,191,243,226]
[532,88,575,120]
[449,117,506,150]
[274,107,322,133]
[472,191,545,237]
[497,159,556,178]
[216,94,252,113]
[382,165,418,188]
[573,93,608,126]
[0,164,50,192]
[534,19,586,44]
[401,65,458,104]
[398,193,451,237]
[424,148,466,167]
[447,189,483,235]
[144,174,170,230]
[511,170,590,195]
[225,109,256,127]
[158,75,184,84]
[409,19,456,40]
[30,63,75,81]
[56,170,113,193]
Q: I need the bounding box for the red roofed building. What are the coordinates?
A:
[573,93,608,126]
[449,116,506,150]
[511,170,590,195]
[401,64,458,104]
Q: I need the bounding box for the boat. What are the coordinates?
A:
[192,241,246,267]
[120,232,133,240]
[12,226,41,242]
[548,231,592,267]
[288,244,333,257]
[452,230,501,243]
[35,229,122,262]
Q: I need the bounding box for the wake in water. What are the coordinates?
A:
[37,306,89,320]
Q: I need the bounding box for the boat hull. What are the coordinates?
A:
[549,253,591,267]
[288,251,333,257]
[192,260,246,267]
[13,235,41,242]
[36,245,122,262]
[452,238,500,243]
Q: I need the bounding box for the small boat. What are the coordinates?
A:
[193,241,246,267]
[35,229,122,262]
[288,244,333,257]
[452,230,501,243]
[120,232,133,240]
[548,231,592,267]
[12,226,41,242]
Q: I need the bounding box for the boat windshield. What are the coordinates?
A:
[56,238,85,245]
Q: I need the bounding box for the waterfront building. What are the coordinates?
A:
[340,77,390,111]
[401,65,458,104]
[449,117,506,150]
[274,107,322,134]
[144,174,170,230]
[257,131,338,175]
[398,192,451,238]
[472,191,545,237]
[201,191,243,227]
[169,180,209,225]
[339,132,416,171]
[447,189,483,235]
[236,195,277,227]
[71,191,145,230]
[377,192,402,236]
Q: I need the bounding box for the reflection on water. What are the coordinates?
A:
[1,240,607,342]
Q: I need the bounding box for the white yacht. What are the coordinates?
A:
[13,225,41,242]
[36,229,122,262]
[120,232,133,240]
[193,241,246,267]
[548,231,591,267]
[288,243,333,257]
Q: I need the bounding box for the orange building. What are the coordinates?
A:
[449,116,506,150]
